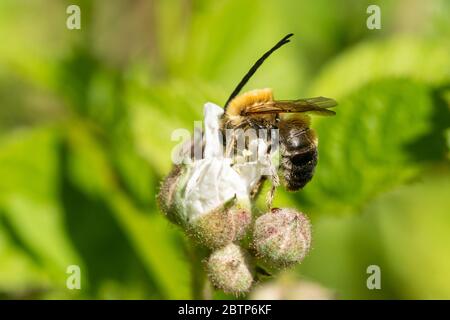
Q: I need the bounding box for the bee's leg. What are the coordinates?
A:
[250,176,267,200]
[266,166,280,209]
[225,131,236,158]
[225,120,251,159]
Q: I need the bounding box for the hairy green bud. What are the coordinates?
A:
[189,198,251,249]
[157,164,191,227]
[253,208,311,268]
[158,163,252,248]
[207,244,254,295]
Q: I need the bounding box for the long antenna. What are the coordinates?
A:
[224,33,294,110]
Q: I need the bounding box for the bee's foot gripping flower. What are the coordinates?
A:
[253,208,311,268]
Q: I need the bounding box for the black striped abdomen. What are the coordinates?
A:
[280,147,317,191]
[279,120,318,191]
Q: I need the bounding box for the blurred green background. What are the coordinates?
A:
[0,0,449,299]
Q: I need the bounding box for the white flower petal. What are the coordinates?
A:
[203,102,224,158]
[181,102,277,221]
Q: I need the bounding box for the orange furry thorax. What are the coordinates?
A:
[226,88,273,116]
[224,88,275,127]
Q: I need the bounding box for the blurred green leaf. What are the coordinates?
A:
[0,129,78,269]
[0,221,52,297]
[0,128,82,294]
[63,122,191,299]
[374,170,450,299]
[309,37,450,99]
[296,79,449,216]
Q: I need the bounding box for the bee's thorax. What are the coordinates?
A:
[226,88,273,116]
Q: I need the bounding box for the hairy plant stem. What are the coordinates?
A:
[188,241,212,300]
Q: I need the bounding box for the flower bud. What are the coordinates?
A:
[253,208,311,268]
[189,198,251,249]
[157,164,191,227]
[158,163,252,248]
[206,244,254,295]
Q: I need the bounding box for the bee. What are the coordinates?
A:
[221,33,337,193]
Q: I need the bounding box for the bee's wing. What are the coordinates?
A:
[243,96,337,116]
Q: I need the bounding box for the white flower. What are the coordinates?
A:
[181,102,276,223]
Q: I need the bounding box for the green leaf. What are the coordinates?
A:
[0,221,52,297]
[309,37,450,99]
[0,128,82,289]
[63,122,191,299]
[296,79,449,216]
[0,125,191,299]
